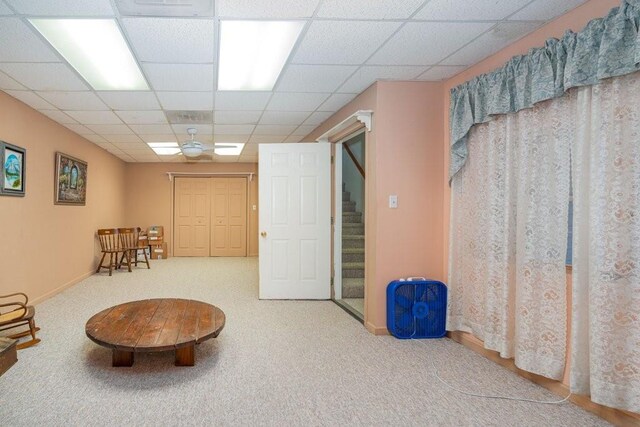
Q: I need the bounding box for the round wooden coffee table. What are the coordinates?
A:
[86,299,225,367]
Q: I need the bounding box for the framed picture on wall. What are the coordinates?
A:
[0,141,26,197]
[55,152,88,206]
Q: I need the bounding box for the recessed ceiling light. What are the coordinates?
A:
[147,142,180,155]
[214,143,244,156]
[218,21,304,91]
[29,19,148,91]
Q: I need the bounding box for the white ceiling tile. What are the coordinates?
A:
[217,0,319,18]
[254,125,297,135]
[213,134,250,143]
[317,0,424,19]
[0,18,60,62]
[139,134,177,143]
[317,93,356,112]
[215,91,271,111]
[368,22,494,65]
[86,124,134,134]
[104,134,143,143]
[215,156,240,163]
[267,92,329,112]
[144,64,214,91]
[417,66,468,81]
[123,18,214,63]
[96,91,160,110]
[240,143,258,153]
[291,125,317,136]
[115,110,167,125]
[284,135,304,143]
[37,91,108,110]
[302,111,333,126]
[0,71,24,90]
[214,111,262,125]
[157,91,213,110]
[214,124,255,135]
[120,147,155,155]
[63,123,94,135]
[5,0,114,15]
[509,0,589,21]
[112,142,146,149]
[38,109,78,124]
[128,124,174,134]
[0,2,13,14]
[0,63,88,91]
[259,111,309,125]
[441,22,545,66]
[5,90,55,109]
[66,110,122,125]
[338,65,426,94]
[85,135,109,144]
[276,65,357,92]
[292,21,401,65]
[171,124,213,135]
[414,0,530,21]
[249,135,288,143]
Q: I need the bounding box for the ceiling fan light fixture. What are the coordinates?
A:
[218,20,305,91]
[181,145,204,158]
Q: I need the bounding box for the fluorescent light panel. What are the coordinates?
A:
[214,143,244,156]
[147,142,180,155]
[30,19,148,91]
[218,21,304,91]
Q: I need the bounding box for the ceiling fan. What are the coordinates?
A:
[180,128,213,159]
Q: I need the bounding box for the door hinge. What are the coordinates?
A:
[331,155,334,164]
[331,277,334,287]
[331,216,334,225]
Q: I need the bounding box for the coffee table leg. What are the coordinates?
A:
[112,349,134,367]
[175,345,195,366]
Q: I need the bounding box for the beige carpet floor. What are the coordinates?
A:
[0,258,608,426]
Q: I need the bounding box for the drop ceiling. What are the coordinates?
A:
[0,0,588,163]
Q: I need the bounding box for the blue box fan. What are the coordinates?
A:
[387,278,447,339]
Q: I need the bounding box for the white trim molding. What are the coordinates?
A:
[316,110,373,143]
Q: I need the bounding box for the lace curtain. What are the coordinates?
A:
[571,72,640,413]
[448,72,640,412]
[448,93,573,380]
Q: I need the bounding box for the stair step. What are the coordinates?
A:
[342,278,364,298]
[342,261,364,278]
[342,235,364,249]
[342,200,356,212]
[342,191,351,202]
[343,212,362,223]
[342,223,364,235]
[342,248,364,262]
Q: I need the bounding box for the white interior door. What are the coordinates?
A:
[259,143,331,299]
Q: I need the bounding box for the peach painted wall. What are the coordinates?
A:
[0,91,126,304]
[307,81,445,334]
[124,162,259,257]
[441,0,621,387]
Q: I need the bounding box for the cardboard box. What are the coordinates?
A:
[151,242,168,260]
[147,225,164,237]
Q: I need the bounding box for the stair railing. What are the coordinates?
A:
[343,142,365,179]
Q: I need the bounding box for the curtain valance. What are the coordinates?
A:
[449,0,640,179]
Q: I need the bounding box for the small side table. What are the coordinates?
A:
[0,337,18,377]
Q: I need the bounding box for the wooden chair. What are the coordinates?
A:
[96,228,127,276]
[118,227,150,270]
[0,292,40,350]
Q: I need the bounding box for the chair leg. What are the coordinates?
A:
[96,252,107,273]
[108,253,114,276]
[14,319,41,350]
[125,250,132,272]
[143,248,150,269]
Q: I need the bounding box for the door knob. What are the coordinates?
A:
[260,231,267,237]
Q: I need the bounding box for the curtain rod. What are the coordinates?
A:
[166,172,254,181]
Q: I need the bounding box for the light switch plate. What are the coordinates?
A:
[389,195,398,208]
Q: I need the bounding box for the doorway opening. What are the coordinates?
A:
[333,130,365,321]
